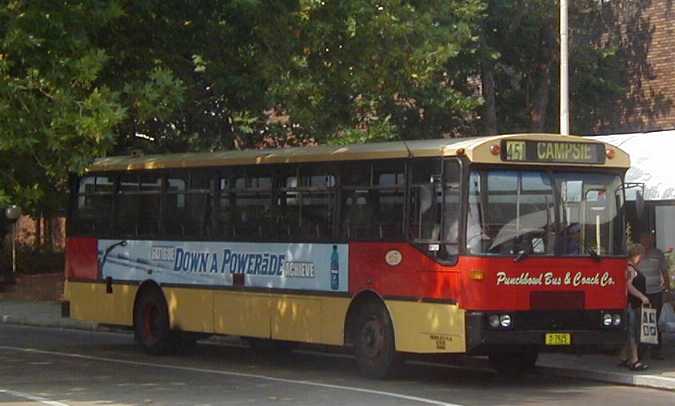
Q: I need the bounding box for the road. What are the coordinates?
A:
[0,325,672,405]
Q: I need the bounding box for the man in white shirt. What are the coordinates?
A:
[639,232,670,360]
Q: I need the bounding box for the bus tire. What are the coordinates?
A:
[134,287,174,355]
[488,349,538,375]
[353,302,400,379]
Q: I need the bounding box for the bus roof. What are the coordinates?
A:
[87,133,630,172]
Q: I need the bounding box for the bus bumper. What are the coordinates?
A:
[465,311,626,353]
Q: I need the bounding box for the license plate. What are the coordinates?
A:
[545,333,571,346]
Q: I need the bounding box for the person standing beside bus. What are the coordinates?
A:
[619,243,650,371]
[639,232,669,360]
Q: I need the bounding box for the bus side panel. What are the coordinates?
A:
[269,295,350,345]
[348,242,461,301]
[319,297,349,346]
[212,291,349,345]
[386,300,466,353]
[214,291,272,338]
[66,281,135,326]
[271,296,321,343]
[164,287,215,333]
[66,237,98,280]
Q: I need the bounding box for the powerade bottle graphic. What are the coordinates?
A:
[330,245,339,291]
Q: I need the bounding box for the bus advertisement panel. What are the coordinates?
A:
[99,240,348,293]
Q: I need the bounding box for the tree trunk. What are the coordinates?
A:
[481,61,498,136]
[529,62,551,132]
[35,215,42,250]
[45,215,53,252]
[529,21,557,132]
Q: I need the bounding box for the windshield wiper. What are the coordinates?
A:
[586,245,602,262]
[513,249,529,263]
[513,237,544,263]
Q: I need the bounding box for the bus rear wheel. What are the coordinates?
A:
[353,302,400,379]
[134,288,174,355]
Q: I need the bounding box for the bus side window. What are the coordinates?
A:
[138,174,162,236]
[184,171,213,239]
[115,173,140,237]
[216,175,235,239]
[165,174,187,237]
[409,159,442,242]
[233,170,273,241]
[298,167,335,241]
[373,162,405,241]
[408,158,461,260]
[74,175,115,235]
[442,160,461,257]
[282,172,300,239]
[341,161,373,240]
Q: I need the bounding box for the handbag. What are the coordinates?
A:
[640,305,659,345]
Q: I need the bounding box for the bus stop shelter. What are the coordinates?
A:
[593,130,675,291]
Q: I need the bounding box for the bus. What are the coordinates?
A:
[63,133,630,378]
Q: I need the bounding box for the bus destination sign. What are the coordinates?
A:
[502,140,606,164]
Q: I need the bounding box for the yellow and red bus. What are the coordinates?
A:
[63,133,630,377]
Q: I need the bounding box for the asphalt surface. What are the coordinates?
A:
[0,324,673,406]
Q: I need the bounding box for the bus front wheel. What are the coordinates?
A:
[353,302,400,379]
[134,288,174,355]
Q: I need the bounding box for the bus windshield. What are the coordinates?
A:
[467,169,626,257]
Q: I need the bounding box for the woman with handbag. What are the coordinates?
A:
[618,243,650,371]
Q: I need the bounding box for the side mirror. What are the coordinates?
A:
[635,190,645,218]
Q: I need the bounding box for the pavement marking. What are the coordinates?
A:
[0,389,70,406]
[0,345,462,406]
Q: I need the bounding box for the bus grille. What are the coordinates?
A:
[513,310,598,330]
[530,291,585,310]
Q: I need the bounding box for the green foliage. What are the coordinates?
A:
[0,0,639,215]
[479,0,631,134]
[270,0,486,143]
[0,1,127,214]
[0,1,186,213]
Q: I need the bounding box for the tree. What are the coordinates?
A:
[477,0,630,135]
[0,1,184,214]
[267,0,486,144]
[1,0,640,217]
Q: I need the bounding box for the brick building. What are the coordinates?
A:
[600,0,675,134]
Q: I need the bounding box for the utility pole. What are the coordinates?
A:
[1,205,21,285]
[560,0,569,135]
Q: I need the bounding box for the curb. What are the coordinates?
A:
[537,365,675,392]
[1,314,100,332]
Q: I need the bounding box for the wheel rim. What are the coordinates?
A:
[143,303,159,342]
[360,318,385,359]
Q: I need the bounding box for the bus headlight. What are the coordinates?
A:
[488,314,500,328]
[612,314,622,326]
[602,313,613,327]
[499,314,512,328]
